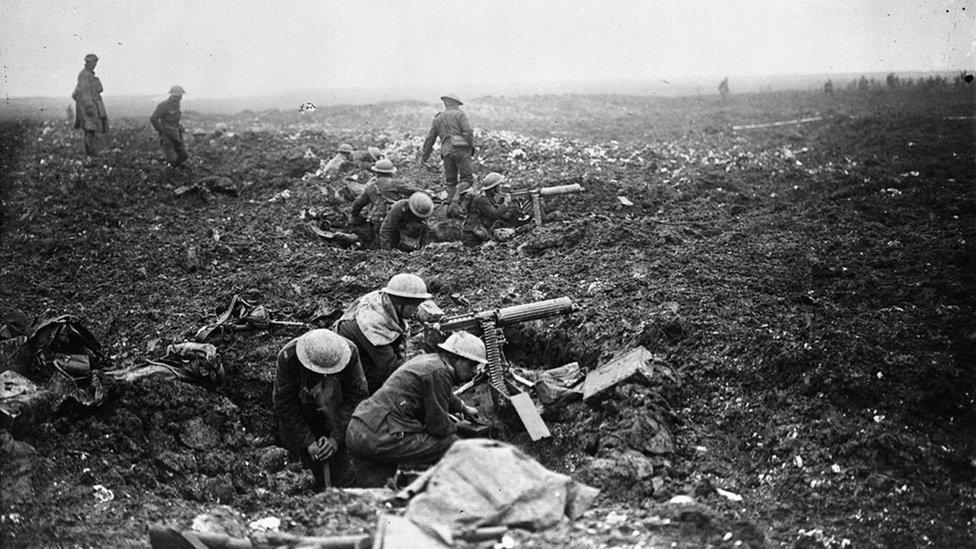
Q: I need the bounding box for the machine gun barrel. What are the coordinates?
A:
[510,183,584,197]
[437,297,574,334]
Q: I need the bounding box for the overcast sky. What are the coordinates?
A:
[2,0,973,99]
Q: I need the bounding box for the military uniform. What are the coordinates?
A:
[346,353,465,467]
[334,290,409,394]
[378,199,430,252]
[461,192,517,247]
[349,177,418,247]
[150,98,188,167]
[420,106,474,201]
[72,68,108,156]
[273,335,369,487]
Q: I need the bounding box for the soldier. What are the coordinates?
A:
[348,159,418,248]
[346,331,485,469]
[419,93,475,208]
[72,53,108,159]
[461,172,518,247]
[320,143,357,175]
[334,273,432,394]
[150,86,188,168]
[273,329,368,489]
[378,192,434,252]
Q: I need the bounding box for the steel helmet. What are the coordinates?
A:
[84,53,99,63]
[382,273,432,300]
[338,143,353,154]
[371,159,396,174]
[408,192,434,218]
[168,85,186,96]
[296,329,352,375]
[440,93,463,105]
[367,147,383,160]
[482,172,505,190]
[438,331,488,364]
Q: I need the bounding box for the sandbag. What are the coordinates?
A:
[400,439,599,537]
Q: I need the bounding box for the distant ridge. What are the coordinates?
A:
[2,70,964,119]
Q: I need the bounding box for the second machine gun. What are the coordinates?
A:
[432,297,576,440]
[508,184,585,226]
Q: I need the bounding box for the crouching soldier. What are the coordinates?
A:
[461,172,518,247]
[346,331,485,470]
[348,159,417,248]
[378,192,434,251]
[150,86,188,168]
[334,273,432,394]
[273,329,368,490]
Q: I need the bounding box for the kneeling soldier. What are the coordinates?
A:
[346,331,485,469]
[273,329,368,490]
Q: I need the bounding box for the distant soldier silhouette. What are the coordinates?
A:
[72,53,108,160]
[824,79,834,96]
[718,77,730,99]
[150,86,189,168]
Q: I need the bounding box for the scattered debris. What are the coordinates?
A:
[582,346,673,402]
[617,196,634,207]
[194,295,302,341]
[732,116,824,131]
[307,222,361,248]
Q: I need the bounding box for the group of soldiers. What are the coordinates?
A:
[73,54,520,248]
[72,53,189,168]
[72,54,525,489]
[338,92,522,250]
[273,273,485,489]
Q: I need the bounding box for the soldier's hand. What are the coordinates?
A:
[463,405,480,421]
[308,437,338,461]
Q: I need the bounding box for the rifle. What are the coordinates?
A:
[508,183,585,226]
[434,297,575,440]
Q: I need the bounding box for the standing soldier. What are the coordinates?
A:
[150,86,188,168]
[348,159,418,248]
[72,53,108,160]
[378,192,434,252]
[273,329,368,490]
[419,93,475,209]
[334,273,432,394]
[461,172,518,247]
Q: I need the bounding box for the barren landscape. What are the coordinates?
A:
[1,86,974,547]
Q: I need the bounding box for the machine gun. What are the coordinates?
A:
[433,297,575,440]
[508,184,585,226]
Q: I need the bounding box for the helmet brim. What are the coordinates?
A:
[440,96,463,105]
[297,338,351,375]
[437,342,488,364]
[371,166,397,174]
[383,288,433,300]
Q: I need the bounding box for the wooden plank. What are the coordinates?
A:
[582,346,653,402]
[508,391,550,441]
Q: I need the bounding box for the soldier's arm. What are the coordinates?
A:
[272,352,317,450]
[149,104,163,133]
[74,73,94,109]
[334,346,369,437]
[420,117,438,162]
[378,204,403,249]
[421,369,459,438]
[458,112,474,149]
[349,186,372,218]
[475,195,515,221]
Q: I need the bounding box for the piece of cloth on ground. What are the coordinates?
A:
[399,438,600,536]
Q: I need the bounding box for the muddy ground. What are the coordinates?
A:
[1,87,974,548]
